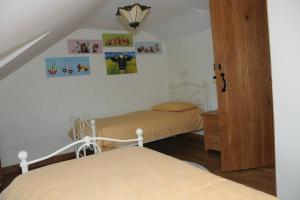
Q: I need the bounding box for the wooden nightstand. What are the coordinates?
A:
[203,110,221,152]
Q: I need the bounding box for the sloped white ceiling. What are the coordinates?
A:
[0,0,108,56]
[0,0,108,80]
[0,0,210,80]
[82,0,210,41]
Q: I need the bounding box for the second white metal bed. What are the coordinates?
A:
[70,81,208,154]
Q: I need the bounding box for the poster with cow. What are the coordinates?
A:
[45,57,90,77]
[67,39,102,54]
[105,52,137,75]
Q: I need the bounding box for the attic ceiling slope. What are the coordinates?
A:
[0,32,50,70]
[0,0,108,56]
[147,8,211,41]
[0,0,109,81]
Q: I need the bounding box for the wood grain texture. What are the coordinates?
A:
[0,159,3,185]
[209,0,275,171]
[202,110,221,151]
[205,135,221,151]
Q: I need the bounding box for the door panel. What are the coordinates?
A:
[209,0,275,171]
[0,159,2,183]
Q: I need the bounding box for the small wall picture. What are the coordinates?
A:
[103,33,133,47]
[105,52,137,75]
[45,57,90,77]
[135,42,162,54]
[67,39,102,54]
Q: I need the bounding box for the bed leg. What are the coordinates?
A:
[136,128,144,147]
[18,151,29,174]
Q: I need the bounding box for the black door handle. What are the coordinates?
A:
[220,73,226,92]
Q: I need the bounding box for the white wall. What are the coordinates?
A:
[0,29,169,166]
[166,29,218,111]
[267,1,300,199]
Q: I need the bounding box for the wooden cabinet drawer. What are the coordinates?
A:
[205,135,221,151]
[202,110,221,152]
[204,118,219,133]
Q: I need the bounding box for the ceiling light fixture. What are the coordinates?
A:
[116,3,151,29]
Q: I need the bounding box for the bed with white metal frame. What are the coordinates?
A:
[5,127,276,200]
[70,81,208,154]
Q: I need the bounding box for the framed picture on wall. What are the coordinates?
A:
[45,57,90,77]
[105,52,137,75]
[67,39,102,54]
[103,33,133,47]
[135,42,162,54]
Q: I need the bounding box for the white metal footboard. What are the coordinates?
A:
[18,128,144,174]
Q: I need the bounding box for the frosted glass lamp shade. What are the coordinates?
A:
[116,3,151,29]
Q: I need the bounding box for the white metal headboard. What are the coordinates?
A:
[169,81,208,112]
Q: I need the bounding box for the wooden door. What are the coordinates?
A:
[209,0,275,171]
[0,158,3,184]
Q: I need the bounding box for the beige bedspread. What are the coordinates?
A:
[71,108,203,149]
[1,147,277,200]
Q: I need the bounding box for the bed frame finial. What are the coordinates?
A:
[90,120,99,153]
[136,128,144,147]
[18,151,29,173]
[90,120,96,137]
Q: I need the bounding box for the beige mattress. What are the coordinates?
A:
[0,147,277,200]
[71,108,203,149]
